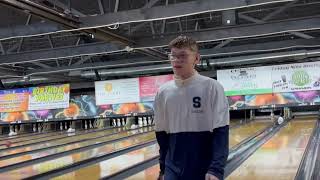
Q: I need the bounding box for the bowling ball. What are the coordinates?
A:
[277,117,284,125]
[5,141,12,148]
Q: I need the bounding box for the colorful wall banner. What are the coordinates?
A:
[228,90,320,110]
[95,74,174,105]
[271,61,320,93]
[217,66,273,96]
[0,88,29,112]
[218,61,320,96]
[139,74,173,102]
[95,78,140,105]
[0,95,153,122]
[28,84,70,111]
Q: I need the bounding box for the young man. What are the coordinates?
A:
[154,36,229,180]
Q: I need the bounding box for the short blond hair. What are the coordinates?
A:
[168,35,198,52]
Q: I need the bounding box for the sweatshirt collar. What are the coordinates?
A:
[174,71,198,86]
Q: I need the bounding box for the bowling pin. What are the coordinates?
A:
[117,118,121,127]
[60,123,63,130]
[112,119,117,127]
[33,124,36,132]
[122,119,125,126]
[143,117,147,126]
[138,117,143,127]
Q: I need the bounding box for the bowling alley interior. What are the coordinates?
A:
[0,0,319,180]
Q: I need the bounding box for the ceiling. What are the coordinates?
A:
[0,0,319,90]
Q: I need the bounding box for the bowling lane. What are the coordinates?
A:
[0,127,123,150]
[229,118,250,128]
[53,144,159,180]
[227,118,316,180]
[0,127,125,157]
[0,131,68,144]
[53,120,272,180]
[126,164,160,180]
[229,119,271,148]
[0,130,155,179]
[125,120,272,180]
[0,124,92,143]
[0,127,152,168]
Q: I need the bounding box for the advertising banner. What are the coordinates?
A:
[95,78,140,105]
[271,61,320,93]
[28,84,70,110]
[0,88,29,112]
[217,66,273,96]
[139,74,173,102]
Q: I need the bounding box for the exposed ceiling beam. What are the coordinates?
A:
[200,37,320,57]
[81,0,293,28]
[81,49,320,78]
[0,23,63,41]
[0,0,79,28]
[207,49,320,66]
[82,64,172,78]
[1,30,320,66]
[31,61,51,68]
[97,0,105,14]
[73,56,92,66]
[262,0,297,21]
[0,41,5,55]
[24,37,320,76]
[142,0,161,9]
[134,16,320,47]
[0,67,23,78]
[239,14,314,39]
[45,0,86,17]
[0,0,166,60]
[0,42,124,65]
[0,0,132,44]
[26,57,166,75]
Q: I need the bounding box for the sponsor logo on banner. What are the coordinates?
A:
[292,70,310,86]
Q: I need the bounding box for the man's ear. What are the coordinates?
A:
[195,53,200,65]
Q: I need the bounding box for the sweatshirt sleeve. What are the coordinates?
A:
[207,125,229,180]
[154,92,169,175]
[208,82,230,180]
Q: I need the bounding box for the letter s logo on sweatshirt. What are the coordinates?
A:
[193,97,201,108]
